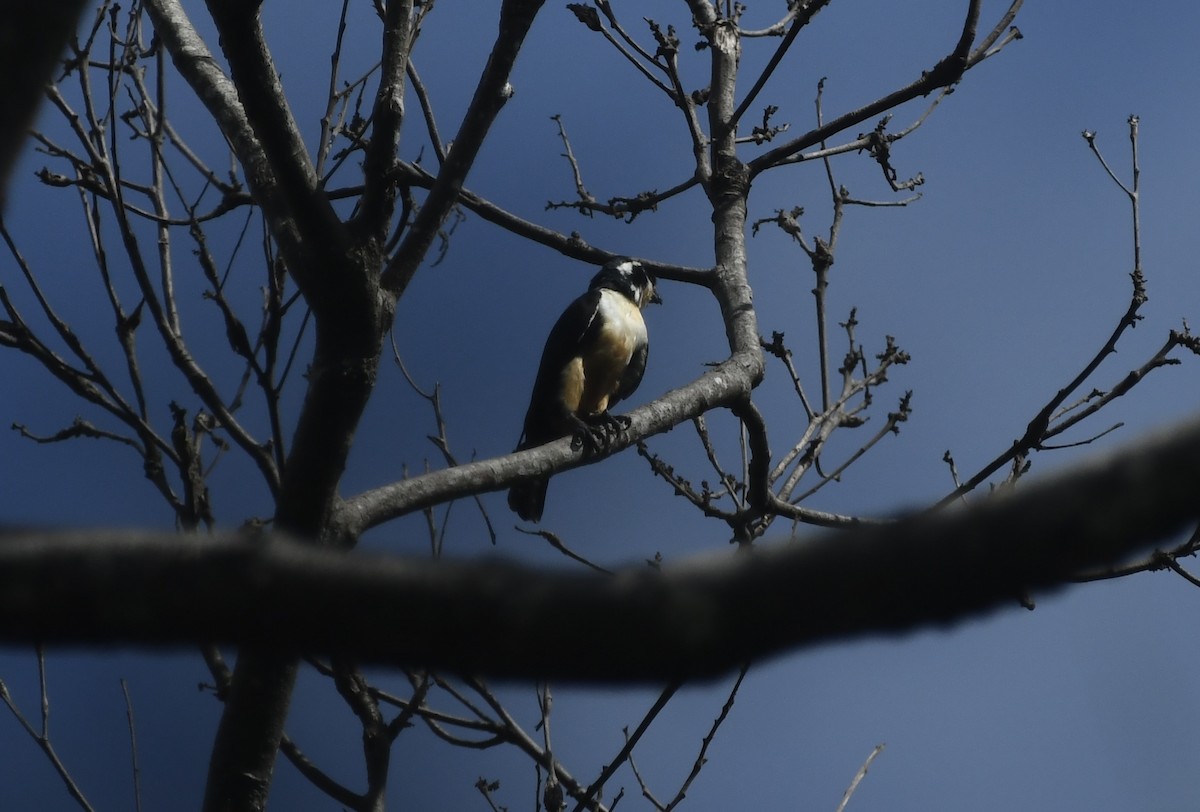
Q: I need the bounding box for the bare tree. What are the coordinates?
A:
[1,1,1198,810]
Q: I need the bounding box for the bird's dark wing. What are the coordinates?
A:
[613,340,648,406]
[516,290,603,447]
[540,289,604,368]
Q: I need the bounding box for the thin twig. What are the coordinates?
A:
[516,526,613,574]
[729,1,831,132]
[572,681,682,812]
[316,0,352,176]
[0,650,96,811]
[937,117,1150,507]
[659,665,748,810]
[835,744,885,812]
[120,678,144,812]
[568,4,673,97]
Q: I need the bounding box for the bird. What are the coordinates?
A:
[507,257,661,522]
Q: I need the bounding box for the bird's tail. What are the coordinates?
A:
[508,476,549,522]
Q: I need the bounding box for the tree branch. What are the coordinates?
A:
[381,0,548,298]
[203,0,348,265]
[727,0,832,135]
[146,0,348,299]
[352,0,417,243]
[377,161,712,283]
[2,414,1198,682]
[334,354,758,540]
[747,0,988,177]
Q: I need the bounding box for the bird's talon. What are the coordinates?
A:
[570,421,610,454]
[596,412,630,445]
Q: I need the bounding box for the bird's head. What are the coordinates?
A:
[589,258,662,308]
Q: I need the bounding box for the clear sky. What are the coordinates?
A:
[2,1,1200,809]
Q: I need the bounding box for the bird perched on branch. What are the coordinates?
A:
[508,258,661,522]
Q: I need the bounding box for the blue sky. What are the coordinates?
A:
[2,1,1200,809]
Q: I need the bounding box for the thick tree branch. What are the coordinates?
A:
[146,4,388,808]
[352,0,417,243]
[147,0,350,302]
[203,0,350,267]
[2,414,1198,681]
[334,354,758,540]
[142,0,270,205]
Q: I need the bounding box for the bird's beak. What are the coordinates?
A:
[649,287,663,305]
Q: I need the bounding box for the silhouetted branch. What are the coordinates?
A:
[566,3,673,98]
[1,414,1197,681]
[630,665,747,812]
[0,649,96,811]
[119,679,143,812]
[748,0,1003,176]
[936,114,1154,508]
[382,0,548,298]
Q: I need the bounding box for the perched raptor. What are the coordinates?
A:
[508,258,661,522]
